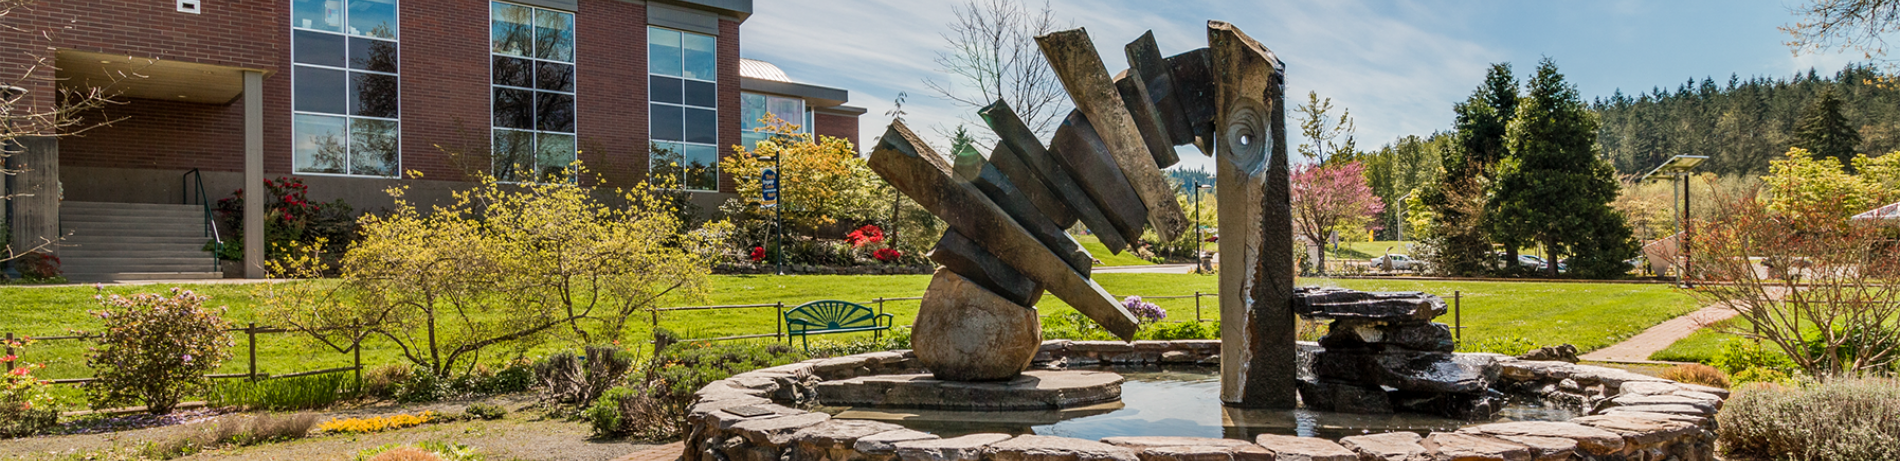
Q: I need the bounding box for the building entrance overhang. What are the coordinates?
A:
[55,50,272,104]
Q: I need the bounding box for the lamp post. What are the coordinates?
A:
[1638,155,1707,287]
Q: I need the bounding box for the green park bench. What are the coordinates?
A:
[784,300,894,351]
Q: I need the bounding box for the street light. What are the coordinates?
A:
[1639,154,1708,287]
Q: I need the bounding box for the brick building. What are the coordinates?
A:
[0,0,863,281]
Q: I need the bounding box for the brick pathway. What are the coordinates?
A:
[1579,304,1738,363]
[612,442,682,461]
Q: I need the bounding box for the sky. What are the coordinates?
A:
[739,0,1865,173]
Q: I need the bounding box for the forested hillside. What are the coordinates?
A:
[1593,64,1900,175]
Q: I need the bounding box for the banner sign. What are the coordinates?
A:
[761,167,779,208]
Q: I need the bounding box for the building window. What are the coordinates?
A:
[740,92,807,151]
[648,26,717,191]
[492,1,576,182]
[291,0,400,177]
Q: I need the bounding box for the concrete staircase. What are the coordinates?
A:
[59,201,224,282]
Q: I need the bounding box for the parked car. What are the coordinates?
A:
[1496,253,1549,271]
[1369,254,1421,271]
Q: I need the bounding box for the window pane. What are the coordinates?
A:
[293,114,348,174]
[350,72,399,118]
[535,133,576,180]
[768,96,804,131]
[294,66,348,114]
[349,37,398,72]
[649,76,681,104]
[741,93,767,131]
[492,56,532,88]
[741,131,770,152]
[493,87,534,129]
[348,0,397,39]
[533,9,574,63]
[650,104,683,141]
[647,27,682,77]
[682,32,715,81]
[492,129,535,181]
[683,144,718,190]
[683,80,715,108]
[535,61,574,92]
[292,0,342,32]
[350,118,399,176]
[535,92,574,133]
[293,30,346,67]
[649,141,684,187]
[491,2,532,57]
[683,107,716,144]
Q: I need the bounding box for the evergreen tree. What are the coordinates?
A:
[1792,87,1863,171]
[1418,63,1515,276]
[1489,58,1637,278]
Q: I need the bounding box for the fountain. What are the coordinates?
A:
[682,21,1727,461]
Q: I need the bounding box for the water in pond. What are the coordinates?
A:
[827,366,1577,441]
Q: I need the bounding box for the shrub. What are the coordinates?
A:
[317,411,437,434]
[213,176,358,263]
[463,402,506,420]
[1,337,58,438]
[1659,363,1730,389]
[457,359,534,395]
[208,372,353,411]
[84,288,235,414]
[141,413,319,459]
[1142,321,1218,340]
[15,251,61,281]
[394,367,444,403]
[361,364,411,400]
[583,386,638,436]
[592,342,805,439]
[1711,340,1798,376]
[535,345,634,405]
[356,442,482,461]
[1718,378,1900,460]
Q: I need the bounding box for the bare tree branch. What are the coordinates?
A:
[924,0,1068,138]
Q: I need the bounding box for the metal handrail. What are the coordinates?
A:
[182,168,223,272]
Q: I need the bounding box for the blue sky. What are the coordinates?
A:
[740,1,1862,172]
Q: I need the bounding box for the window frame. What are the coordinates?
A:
[289,0,403,178]
[489,0,579,184]
[647,25,720,192]
[740,91,810,152]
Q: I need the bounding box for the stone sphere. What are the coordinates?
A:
[913,268,1042,381]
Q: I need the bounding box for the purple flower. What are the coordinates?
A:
[1122,296,1166,323]
[181,354,193,363]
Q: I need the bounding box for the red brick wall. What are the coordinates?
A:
[1,0,289,174]
[399,0,493,181]
[716,18,741,194]
[575,0,644,187]
[814,112,859,151]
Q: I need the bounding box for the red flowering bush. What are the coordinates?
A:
[748,246,767,262]
[14,251,60,281]
[213,176,356,265]
[845,225,886,247]
[873,248,903,263]
[1,337,56,438]
[83,288,235,414]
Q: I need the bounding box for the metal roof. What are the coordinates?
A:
[740,59,791,83]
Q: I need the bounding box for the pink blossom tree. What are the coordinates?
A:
[1292,161,1385,273]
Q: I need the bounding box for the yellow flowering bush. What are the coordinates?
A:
[317,411,437,434]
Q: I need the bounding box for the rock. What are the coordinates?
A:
[1616,381,1683,396]
[1045,110,1151,244]
[1603,394,1718,415]
[1458,421,1626,456]
[1137,445,1274,461]
[1497,361,1572,382]
[1389,389,1505,420]
[1337,431,1427,461]
[986,435,1140,461]
[1419,433,1532,461]
[895,433,1014,461]
[1311,349,1497,394]
[914,269,1044,381]
[1514,344,1578,363]
[1161,350,1195,363]
[1115,66,1181,169]
[1123,32,1198,148]
[855,429,940,455]
[790,419,910,460]
[1672,390,1724,408]
[1319,320,1456,352]
[1297,378,1393,413]
[1489,436,1574,461]
[1571,413,1701,447]
[1253,434,1356,461]
[1100,437,1258,449]
[1675,383,1730,399]
[1292,287,1447,321]
[1566,365,1670,388]
[732,412,832,449]
[931,229,1046,307]
[1602,404,1715,417]
[816,370,1123,410]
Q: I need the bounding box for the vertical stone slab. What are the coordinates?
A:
[1125,31,1198,149]
[930,229,1043,307]
[1209,21,1296,409]
[1036,28,1190,242]
[1167,48,1219,157]
[988,143,1078,229]
[1049,112,1149,247]
[870,121,1139,340]
[1115,70,1179,169]
[950,146,1092,275]
[6,136,57,259]
[981,101,1129,254]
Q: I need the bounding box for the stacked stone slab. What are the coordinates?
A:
[1294,287,1504,418]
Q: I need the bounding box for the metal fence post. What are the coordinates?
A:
[775,302,785,343]
[1194,292,1202,323]
[247,323,258,381]
[1453,291,1462,343]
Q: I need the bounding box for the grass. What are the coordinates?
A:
[1073,234,1155,266]
[1649,317,1746,363]
[1,274,1698,410]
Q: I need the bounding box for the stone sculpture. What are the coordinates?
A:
[867,21,1297,409]
[1296,287,1505,418]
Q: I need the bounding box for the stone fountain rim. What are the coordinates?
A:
[681,339,1730,460]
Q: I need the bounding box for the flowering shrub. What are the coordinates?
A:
[1,337,57,438]
[213,176,357,263]
[873,248,903,263]
[749,246,767,262]
[83,288,235,414]
[316,411,436,434]
[15,252,61,281]
[846,224,886,247]
[1123,296,1166,324]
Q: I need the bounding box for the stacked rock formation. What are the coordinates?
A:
[1295,287,1504,418]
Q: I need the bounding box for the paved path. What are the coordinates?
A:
[1094,263,1198,274]
[615,442,683,461]
[1579,304,1739,363]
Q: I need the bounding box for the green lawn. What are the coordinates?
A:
[1648,317,1743,363]
[1,275,1696,409]
[1074,234,1155,266]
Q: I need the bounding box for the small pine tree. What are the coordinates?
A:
[1419,63,1515,276]
[1791,88,1862,172]
[1489,58,1638,278]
